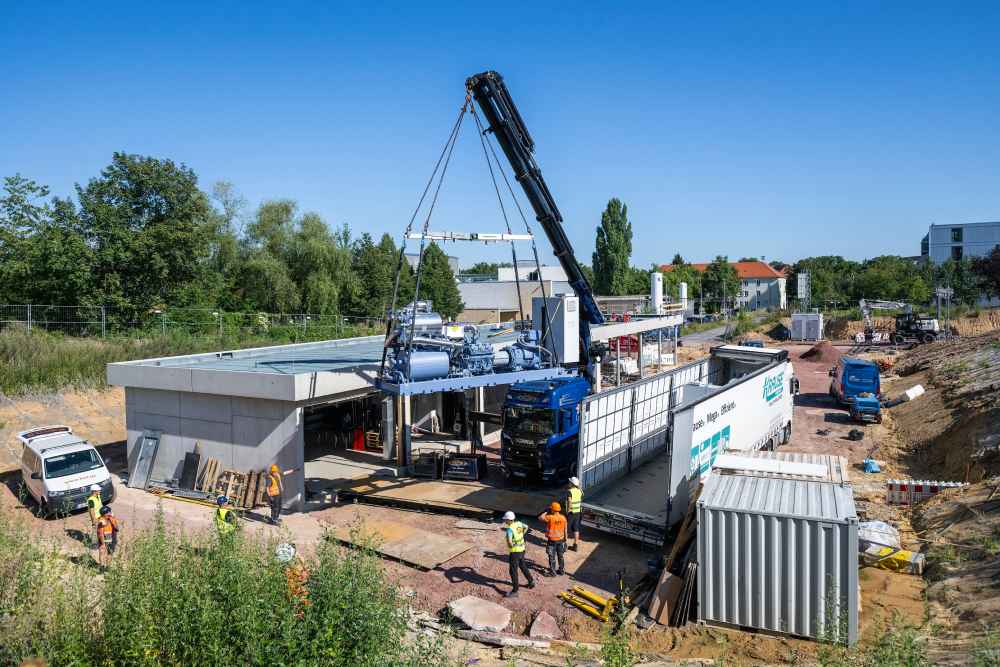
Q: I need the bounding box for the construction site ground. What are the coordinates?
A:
[6,331,1000,663]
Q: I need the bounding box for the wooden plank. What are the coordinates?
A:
[647,570,684,625]
[337,478,551,517]
[327,518,472,570]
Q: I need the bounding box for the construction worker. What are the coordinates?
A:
[538,501,568,576]
[215,495,238,537]
[267,464,284,525]
[276,542,310,616]
[567,476,583,551]
[86,484,103,525]
[501,511,534,598]
[95,505,119,568]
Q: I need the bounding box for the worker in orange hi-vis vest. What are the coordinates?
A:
[538,501,568,576]
[95,506,120,569]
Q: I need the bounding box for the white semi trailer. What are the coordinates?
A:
[577,345,798,545]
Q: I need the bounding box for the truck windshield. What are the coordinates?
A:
[504,407,555,436]
[44,449,103,479]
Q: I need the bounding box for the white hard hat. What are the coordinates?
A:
[503,511,516,521]
[90,484,101,492]
[275,542,297,563]
[569,477,580,487]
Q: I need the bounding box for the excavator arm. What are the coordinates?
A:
[466,71,605,361]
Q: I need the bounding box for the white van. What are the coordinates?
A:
[18,425,114,517]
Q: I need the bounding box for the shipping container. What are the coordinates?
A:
[697,474,859,644]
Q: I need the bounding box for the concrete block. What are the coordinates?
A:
[448,595,512,633]
[128,388,181,417]
[528,610,561,640]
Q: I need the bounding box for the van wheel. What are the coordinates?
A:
[781,424,791,445]
[36,499,52,519]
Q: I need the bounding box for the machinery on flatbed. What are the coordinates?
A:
[859,298,941,344]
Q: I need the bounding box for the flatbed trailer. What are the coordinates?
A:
[577,345,798,545]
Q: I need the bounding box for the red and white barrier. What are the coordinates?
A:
[886,479,966,505]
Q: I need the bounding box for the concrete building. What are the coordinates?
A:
[661,260,787,311]
[921,221,1000,264]
[497,261,568,283]
[107,335,494,512]
[458,279,571,323]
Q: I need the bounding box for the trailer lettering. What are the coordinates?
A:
[763,371,785,404]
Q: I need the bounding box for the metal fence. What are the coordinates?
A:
[0,304,384,339]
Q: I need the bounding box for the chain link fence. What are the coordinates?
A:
[0,304,384,340]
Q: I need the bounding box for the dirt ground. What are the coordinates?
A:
[1,340,958,664]
[0,387,125,473]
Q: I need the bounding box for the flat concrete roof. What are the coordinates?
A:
[107,315,685,402]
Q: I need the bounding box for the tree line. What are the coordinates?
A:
[0,153,464,322]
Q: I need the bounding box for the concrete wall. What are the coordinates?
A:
[125,388,305,510]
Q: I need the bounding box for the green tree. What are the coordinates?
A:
[670,253,685,266]
[592,198,633,296]
[701,256,740,313]
[973,247,1000,299]
[933,257,983,306]
[75,153,214,315]
[789,256,861,307]
[624,266,650,294]
[855,255,931,304]
[236,252,300,313]
[463,261,504,279]
[660,263,702,303]
[417,243,462,319]
[349,233,414,317]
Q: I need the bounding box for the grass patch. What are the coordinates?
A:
[0,324,380,397]
[0,509,450,666]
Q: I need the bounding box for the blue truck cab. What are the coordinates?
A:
[830,357,882,411]
[500,375,591,483]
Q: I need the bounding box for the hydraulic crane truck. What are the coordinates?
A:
[859,299,941,345]
[466,71,604,482]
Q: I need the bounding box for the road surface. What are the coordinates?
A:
[679,324,727,345]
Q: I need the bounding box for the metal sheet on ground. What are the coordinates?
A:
[338,478,552,517]
[329,519,472,570]
[585,449,671,523]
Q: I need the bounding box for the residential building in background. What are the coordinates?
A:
[921,221,1000,264]
[661,260,787,311]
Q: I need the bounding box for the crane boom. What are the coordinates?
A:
[466,71,606,353]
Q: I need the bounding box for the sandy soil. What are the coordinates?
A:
[0,387,126,473]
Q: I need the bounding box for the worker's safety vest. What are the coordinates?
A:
[87,494,103,521]
[215,507,236,535]
[568,487,583,514]
[267,472,281,497]
[97,515,117,541]
[543,513,567,542]
[506,521,527,554]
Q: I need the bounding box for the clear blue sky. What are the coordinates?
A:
[3,2,999,268]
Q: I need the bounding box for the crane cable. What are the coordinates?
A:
[470,106,525,328]
[404,98,469,381]
[477,112,561,365]
[380,98,469,380]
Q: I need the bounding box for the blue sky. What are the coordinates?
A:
[3,2,999,268]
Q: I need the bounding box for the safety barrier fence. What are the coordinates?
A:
[885,479,967,505]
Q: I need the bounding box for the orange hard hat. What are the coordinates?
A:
[270,464,279,473]
[550,501,561,512]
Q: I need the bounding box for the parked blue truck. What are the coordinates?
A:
[500,375,591,482]
[829,356,883,423]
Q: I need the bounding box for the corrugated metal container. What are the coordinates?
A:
[712,450,851,486]
[791,313,824,341]
[697,474,859,644]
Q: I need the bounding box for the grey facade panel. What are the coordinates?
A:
[697,474,859,645]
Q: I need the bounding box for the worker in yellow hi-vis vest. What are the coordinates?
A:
[500,511,535,598]
[567,476,583,551]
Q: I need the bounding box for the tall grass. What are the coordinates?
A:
[0,323,380,397]
[0,509,450,666]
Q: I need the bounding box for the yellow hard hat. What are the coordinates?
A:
[270,464,279,473]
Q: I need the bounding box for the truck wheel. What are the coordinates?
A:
[921,333,935,344]
[892,333,904,345]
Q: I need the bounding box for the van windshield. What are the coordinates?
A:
[44,449,103,479]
